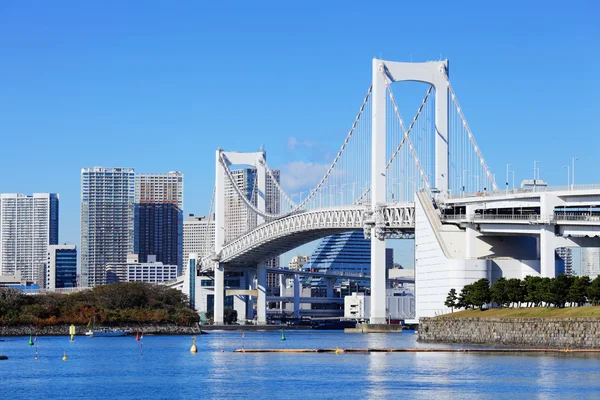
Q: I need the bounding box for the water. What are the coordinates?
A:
[2,331,600,399]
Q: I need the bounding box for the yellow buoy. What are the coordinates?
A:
[62,351,67,361]
[335,347,340,355]
[190,336,197,353]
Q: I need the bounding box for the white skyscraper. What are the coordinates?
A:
[581,248,600,279]
[81,167,135,287]
[0,193,59,284]
[182,214,215,274]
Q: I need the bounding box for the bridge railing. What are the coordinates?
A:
[441,214,542,222]
[448,184,600,199]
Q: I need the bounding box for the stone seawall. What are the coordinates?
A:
[0,323,201,337]
[418,317,600,349]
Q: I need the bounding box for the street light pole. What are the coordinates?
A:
[533,161,540,191]
[506,163,512,194]
[462,169,469,197]
[572,157,578,190]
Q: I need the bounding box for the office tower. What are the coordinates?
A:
[581,248,600,279]
[0,193,59,284]
[224,167,280,287]
[46,245,77,289]
[182,214,215,274]
[81,167,135,287]
[135,171,184,270]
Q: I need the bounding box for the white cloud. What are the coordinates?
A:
[287,136,314,151]
[280,161,329,192]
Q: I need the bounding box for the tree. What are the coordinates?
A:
[470,278,491,311]
[587,276,600,306]
[568,276,589,306]
[523,276,544,307]
[506,278,524,307]
[491,277,509,308]
[458,284,474,310]
[444,288,458,312]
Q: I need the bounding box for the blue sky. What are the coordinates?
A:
[1,1,599,269]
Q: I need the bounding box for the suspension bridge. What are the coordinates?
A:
[182,58,600,325]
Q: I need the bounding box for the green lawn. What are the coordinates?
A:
[440,306,600,319]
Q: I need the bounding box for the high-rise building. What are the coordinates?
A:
[46,245,77,289]
[182,214,215,274]
[135,171,184,270]
[581,248,600,279]
[556,247,574,276]
[81,167,135,287]
[0,193,59,284]
[224,167,280,287]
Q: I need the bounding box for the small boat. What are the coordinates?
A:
[85,316,131,337]
[85,328,132,337]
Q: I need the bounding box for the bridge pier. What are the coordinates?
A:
[540,225,556,278]
[247,269,256,321]
[257,263,267,325]
[214,263,225,325]
[293,274,300,319]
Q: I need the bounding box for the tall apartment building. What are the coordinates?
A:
[581,248,600,279]
[81,167,135,287]
[135,171,184,269]
[224,168,280,287]
[0,193,59,284]
[46,244,77,289]
[182,214,215,274]
[556,247,574,276]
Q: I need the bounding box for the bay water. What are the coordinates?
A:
[2,330,600,399]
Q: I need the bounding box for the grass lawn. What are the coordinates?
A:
[440,306,600,319]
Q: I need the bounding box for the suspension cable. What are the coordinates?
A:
[444,75,499,191]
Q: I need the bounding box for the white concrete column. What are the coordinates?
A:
[257,263,267,325]
[370,58,387,324]
[434,63,449,194]
[278,274,285,313]
[293,274,300,319]
[247,270,256,321]
[540,225,556,278]
[465,223,476,259]
[233,274,247,322]
[214,263,224,325]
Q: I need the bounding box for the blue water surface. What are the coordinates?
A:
[1,331,600,399]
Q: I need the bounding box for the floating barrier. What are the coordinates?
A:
[234,347,600,354]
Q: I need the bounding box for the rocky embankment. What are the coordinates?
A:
[0,323,202,336]
[418,317,600,349]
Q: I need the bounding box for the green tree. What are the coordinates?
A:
[506,278,524,307]
[568,276,589,306]
[547,275,572,308]
[470,278,491,311]
[587,276,600,305]
[490,277,509,308]
[444,288,458,312]
[523,276,543,307]
[458,284,474,310]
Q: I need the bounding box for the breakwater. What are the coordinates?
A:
[418,317,600,349]
[0,323,202,336]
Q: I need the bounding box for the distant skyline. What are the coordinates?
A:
[1,1,598,268]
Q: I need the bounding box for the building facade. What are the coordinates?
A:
[581,248,600,279]
[81,167,135,287]
[135,171,184,270]
[556,247,574,276]
[0,193,59,284]
[106,255,178,284]
[302,230,393,290]
[46,245,77,289]
[182,214,215,274]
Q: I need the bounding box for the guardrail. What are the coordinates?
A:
[447,184,600,199]
[442,213,600,223]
